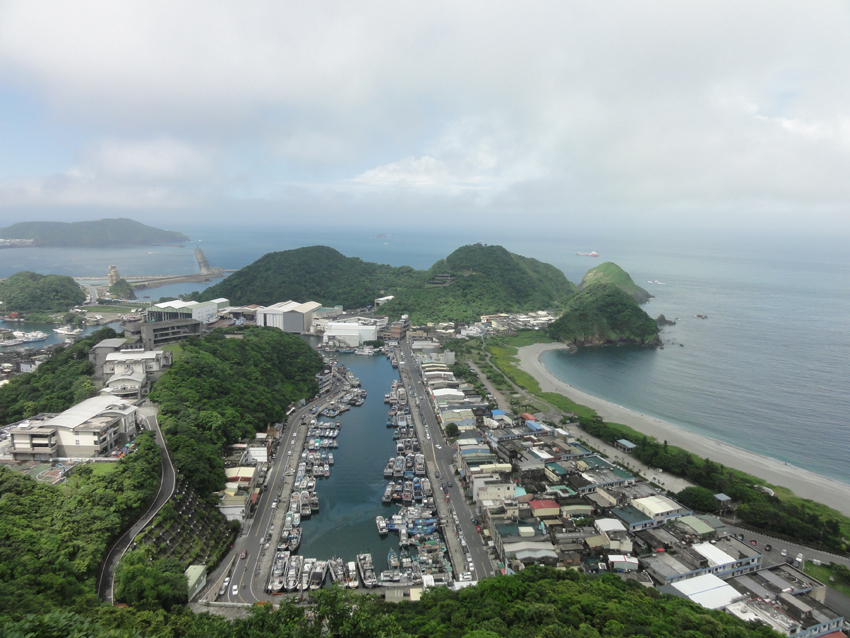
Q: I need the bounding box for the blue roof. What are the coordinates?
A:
[525,420,543,431]
[492,410,506,416]
[616,439,636,449]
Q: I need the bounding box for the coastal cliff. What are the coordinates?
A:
[549,282,661,347]
[579,261,653,303]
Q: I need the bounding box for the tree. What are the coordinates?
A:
[676,486,718,512]
[445,423,459,438]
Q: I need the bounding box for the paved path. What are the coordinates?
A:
[97,408,175,602]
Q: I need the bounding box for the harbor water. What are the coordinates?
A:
[297,347,405,572]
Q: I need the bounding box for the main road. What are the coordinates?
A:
[397,341,494,580]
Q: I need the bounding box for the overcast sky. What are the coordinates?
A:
[1,1,849,235]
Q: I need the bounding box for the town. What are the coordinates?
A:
[1,291,848,638]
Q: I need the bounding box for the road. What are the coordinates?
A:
[97,409,175,601]
[398,341,494,581]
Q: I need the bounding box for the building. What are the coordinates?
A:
[640,537,762,585]
[614,439,637,454]
[323,318,379,347]
[185,565,207,601]
[123,318,203,350]
[107,265,121,286]
[631,495,691,526]
[256,300,322,334]
[101,350,173,399]
[8,395,139,460]
[88,338,131,373]
[566,456,636,495]
[528,499,560,519]
[145,298,229,323]
[471,475,515,504]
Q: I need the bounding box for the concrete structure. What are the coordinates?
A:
[107,265,121,286]
[88,338,130,373]
[614,439,636,454]
[256,300,322,334]
[471,475,515,504]
[566,455,636,495]
[146,298,229,323]
[631,495,691,526]
[101,350,173,399]
[529,499,560,519]
[8,396,139,460]
[123,318,202,350]
[659,573,742,610]
[640,537,762,585]
[185,565,207,601]
[323,318,379,347]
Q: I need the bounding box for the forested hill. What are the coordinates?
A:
[579,261,653,303]
[379,244,577,323]
[549,282,661,346]
[0,271,86,312]
[194,245,421,309]
[0,218,189,247]
[195,244,577,323]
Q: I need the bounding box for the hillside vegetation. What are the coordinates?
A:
[0,271,86,312]
[0,327,118,425]
[0,432,161,618]
[194,244,577,323]
[379,244,577,323]
[549,282,660,346]
[0,566,783,636]
[108,278,137,300]
[149,326,323,496]
[0,218,189,247]
[194,245,421,308]
[579,261,652,303]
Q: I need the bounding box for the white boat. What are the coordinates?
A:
[301,558,316,590]
[376,516,388,535]
[22,331,48,342]
[53,325,83,335]
[0,338,23,347]
[345,561,359,588]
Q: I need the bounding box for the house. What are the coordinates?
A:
[101,350,173,399]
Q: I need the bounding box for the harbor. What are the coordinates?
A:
[256,346,453,596]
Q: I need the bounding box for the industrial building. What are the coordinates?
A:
[323,317,379,347]
[256,300,322,334]
[145,298,229,323]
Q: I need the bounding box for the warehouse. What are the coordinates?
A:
[256,300,322,334]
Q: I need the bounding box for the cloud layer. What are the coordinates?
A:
[1,1,849,232]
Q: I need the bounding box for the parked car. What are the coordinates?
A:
[780,549,788,557]
[796,553,804,563]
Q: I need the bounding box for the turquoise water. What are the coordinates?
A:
[1,225,847,484]
[296,348,404,571]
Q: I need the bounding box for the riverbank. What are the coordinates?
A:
[517,342,850,517]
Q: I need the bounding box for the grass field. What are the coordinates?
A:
[82,305,141,314]
[162,342,186,361]
[803,562,850,598]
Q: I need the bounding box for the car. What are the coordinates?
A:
[476,525,481,533]
[750,539,757,546]
[435,471,441,479]
[764,544,772,551]
[287,450,292,455]
[223,577,230,586]
[780,549,788,557]
[240,550,248,559]
[273,497,279,503]
[436,445,442,449]
[448,481,453,488]
[796,553,804,563]
[471,517,477,524]
[231,585,238,596]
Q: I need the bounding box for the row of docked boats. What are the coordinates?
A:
[380,476,433,506]
[269,552,371,593]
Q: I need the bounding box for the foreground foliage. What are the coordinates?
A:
[0,271,86,313]
[0,433,162,619]
[149,327,323,496]
[0,567,782,637]
[549,283,659,346]
[0,327,119,425]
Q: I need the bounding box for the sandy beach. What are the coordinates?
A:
[518,342,850,517]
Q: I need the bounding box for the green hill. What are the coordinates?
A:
[549,282,660,346]
[580,261,652,303]
[195,244,577,323]
[380,244,577,322]
[0,271,86,312]
[194,245,421,309]
[0,218,189,247]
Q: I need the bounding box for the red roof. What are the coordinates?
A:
[521,413,536,421]
[529,499,559,510]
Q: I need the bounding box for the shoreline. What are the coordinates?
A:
[517,342,850,518]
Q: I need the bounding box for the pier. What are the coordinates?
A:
[73,248,236,291]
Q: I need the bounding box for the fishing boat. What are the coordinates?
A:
[310,492,319,513]
[376,516,388,535]
[310,560,328,590]
[285,555,303,591]
[22,331,48,342]
[356,553,378,588]
[292,510,301,527]
[323,463,330,478]
[388,548,400,570]
[301,558,316,591]
[289,527,302,552]
[329,557,345,584]
[328,453,334,465]
[345,561,359,588]
[382,482,394,504]
[383,458,395,478]
[269,550,290,594]
[284,511,293,529]
[53,325,83,335]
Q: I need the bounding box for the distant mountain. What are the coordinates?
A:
[579,261,652,303]
[549,282,660,347]
[195,244,577,323]
[0,218,189,247]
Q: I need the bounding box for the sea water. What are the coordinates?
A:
[1,224,847,484]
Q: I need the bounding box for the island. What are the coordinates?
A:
[0,218,190,247]
[549,281,661,346]
[579,261,653,303]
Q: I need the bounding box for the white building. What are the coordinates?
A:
[8,396,139,460]
[632,495,691,525]
[256,300,322,334]
[101,350,173,399]
[146,298,229,323]
[323,318,378,347]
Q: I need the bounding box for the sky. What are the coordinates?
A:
[1,1,849,235]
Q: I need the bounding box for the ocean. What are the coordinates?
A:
[1,224,847,484]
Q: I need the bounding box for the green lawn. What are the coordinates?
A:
[802,562,850,598]
[83,305,141,314]
[162,343,186,361]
